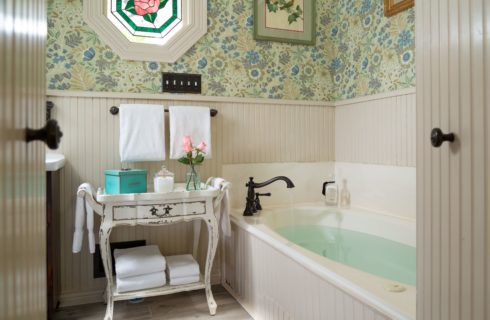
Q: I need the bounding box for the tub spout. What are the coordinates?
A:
[243,176,295,216]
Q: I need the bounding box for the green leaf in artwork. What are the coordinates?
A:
[288,13,300,24]
[159,0,169,9]
[143,12,158,23]
[267,2,278,13]
[283,0,294,9]
[125,0,137,15]
[296,5,303,15]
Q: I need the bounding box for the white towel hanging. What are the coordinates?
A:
[72,183,96,254]
[119,104,166,162]
[169,106,211,159]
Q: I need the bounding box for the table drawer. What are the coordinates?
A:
[113,201,206,221]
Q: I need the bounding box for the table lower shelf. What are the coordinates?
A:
[112,274,206,302]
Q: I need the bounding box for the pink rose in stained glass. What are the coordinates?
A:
[134,0,161,16]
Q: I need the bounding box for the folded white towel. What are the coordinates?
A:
[169,274,200,286]
[165,254,200,279]
[119,104,166,163]
[114,245,166,279]
[72,183,96,254]
[116,271,166,293]
[210,177,232,237]
[169,106,211,159]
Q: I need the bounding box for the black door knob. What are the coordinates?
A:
[26,119,63,150]
[431,128,455,148]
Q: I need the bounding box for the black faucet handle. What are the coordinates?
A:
[254,192,271,211]
[255,192,271,197]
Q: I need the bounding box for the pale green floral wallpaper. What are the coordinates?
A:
[324,0,415,100]
[46,0,415,101]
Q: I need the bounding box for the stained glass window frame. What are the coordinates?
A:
[106,0,183,45]
[83,0,207,62]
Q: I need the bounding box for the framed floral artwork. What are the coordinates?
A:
[253,0,316,45]
[384,0,414,17]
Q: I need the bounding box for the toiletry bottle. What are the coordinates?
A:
[339,179,351,208]
[323,176,338,206]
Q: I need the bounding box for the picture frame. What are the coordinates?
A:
[253,0,316,45]
[384,0,414,17]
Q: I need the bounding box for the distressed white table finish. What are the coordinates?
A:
[83,183,227,320]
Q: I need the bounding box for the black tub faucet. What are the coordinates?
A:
[243,176,295,216]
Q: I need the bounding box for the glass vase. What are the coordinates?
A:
[185,165,201,191]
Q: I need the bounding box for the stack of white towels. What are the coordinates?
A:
[114,245,200,293]
[114,245,167,293]
[166,254,201,286]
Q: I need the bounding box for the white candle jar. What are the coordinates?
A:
[153,166,174,193]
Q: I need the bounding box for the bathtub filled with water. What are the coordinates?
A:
[231,204,416,319]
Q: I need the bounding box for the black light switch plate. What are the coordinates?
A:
[162,72,201,94]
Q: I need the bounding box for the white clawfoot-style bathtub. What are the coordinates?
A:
[222,203,416,320]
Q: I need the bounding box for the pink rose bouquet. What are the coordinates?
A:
[178,136,206,190]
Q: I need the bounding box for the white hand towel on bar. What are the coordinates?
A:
[116,271,166,293]
[169,106,211,159]
[165,254,200,279]
[72,183,96,254]
[114,245,166,279]
[168,275,200,286]
[119,104,165,162]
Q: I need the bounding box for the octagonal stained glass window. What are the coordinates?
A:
[107,0,183,45]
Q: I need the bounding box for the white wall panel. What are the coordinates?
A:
[0,0,47,318]
[47,92,335,305]
[335,90,416,167]
[416,0,490,319]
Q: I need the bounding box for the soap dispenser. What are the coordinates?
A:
[322,176,338,206]
[339,179,351,208]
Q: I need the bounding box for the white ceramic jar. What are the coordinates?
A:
[153,166,174,193]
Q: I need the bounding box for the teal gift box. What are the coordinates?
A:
[104,169,147,194]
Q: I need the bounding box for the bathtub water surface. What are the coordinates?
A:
[276,224,416,286]
[230,203,416,319]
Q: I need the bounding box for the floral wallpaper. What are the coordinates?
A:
[46,0,415,101]
[323,0,416,100]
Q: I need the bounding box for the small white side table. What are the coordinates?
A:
[81,182,229,320]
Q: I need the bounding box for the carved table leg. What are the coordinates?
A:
[204,216,219,315]
[100,222,114,320]
[193,220,201,259]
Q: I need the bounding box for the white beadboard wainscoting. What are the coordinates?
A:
[224,222,392,320]
[416,0,490,319]
[46,91,335,306]
[335,88,416,167]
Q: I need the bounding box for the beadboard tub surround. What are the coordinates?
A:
[46,90,335,307]
[335,88,416,167]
